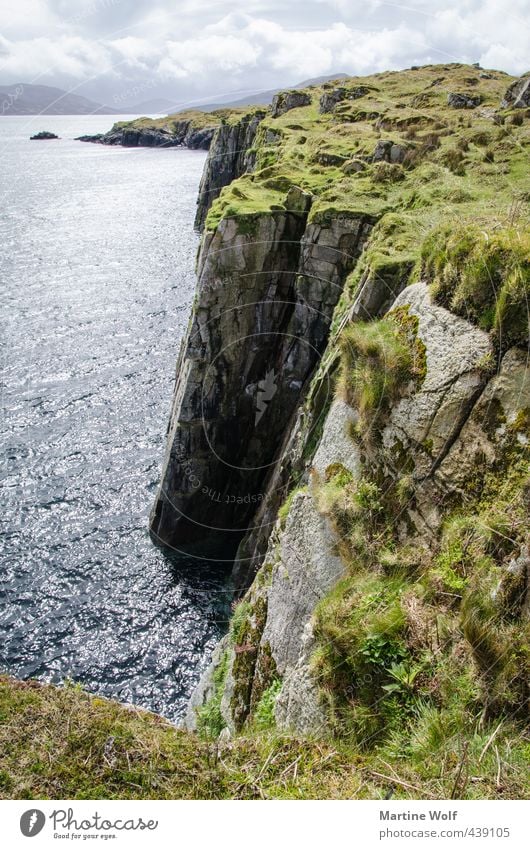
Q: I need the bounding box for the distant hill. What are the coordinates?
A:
[194,73,350,112]
[0,75,350,117]
[117,98,179,115]
[0,83,116,115]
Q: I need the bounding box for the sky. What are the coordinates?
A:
[0,0,528,107]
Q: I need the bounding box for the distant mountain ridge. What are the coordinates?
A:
[0,75,350,116]
[0,83,116,115]
[192,73,350,112]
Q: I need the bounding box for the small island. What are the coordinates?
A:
[30,130,59,140]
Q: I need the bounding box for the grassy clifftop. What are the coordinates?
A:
[205,64,529,263]
[110,106,260,133]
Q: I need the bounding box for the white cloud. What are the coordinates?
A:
[0,35,114,81]
[0,1,527,103]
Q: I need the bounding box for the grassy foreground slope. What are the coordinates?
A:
[1,676,528,799]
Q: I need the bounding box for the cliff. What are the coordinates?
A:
[150,64,530,797]
[76,107,253,151]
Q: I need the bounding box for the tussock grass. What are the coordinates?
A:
[337,309,425,442]
[421,222,530,348]
[1,674,527,799]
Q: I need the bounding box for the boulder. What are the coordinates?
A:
[342,158,366,174]
[372,139,407,163]
[270,90,312,118]
[314,150,348,166]
[319,87,348,113]
[501,73,530,109]
[447,92,482,109]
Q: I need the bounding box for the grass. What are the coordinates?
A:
[337,307,426,442]
[110,107,257,134]
[193,63,530,368]
[305,412,529,773]
[2,675,527,799]
[420,221,530,348]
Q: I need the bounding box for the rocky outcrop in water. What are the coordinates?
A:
[30,131,59,140]
[77,119,217,150]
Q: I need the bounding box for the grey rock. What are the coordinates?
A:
[264,128,282,144]
[314,150,348,166]
[447,92,482,109]
[380,282,493,534]
[262,491,345,673]
[274,622,328,733]
[372,139,406,163]
[319,87,348,113]
[501,73,530,109]
[435,346,530,496]
[270,90,312,118]
[285,185,313,215]
[312,398,359,477]
[342,158,366,174]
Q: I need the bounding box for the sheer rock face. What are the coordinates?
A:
[194,112,266,230]
[150,210,307,553]
[230,213,374,582]
[150,204,373,555]
[186,281,529,736]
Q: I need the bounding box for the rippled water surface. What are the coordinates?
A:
[0,115,230,721]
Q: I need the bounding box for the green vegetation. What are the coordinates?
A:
[278,485,307,527]
[195,651,229,740]
[0,676,364,800]
[2,675,527,799]
[307,376,529,794]
[201,65,530,284]
[337,308,426,442]
[111,106,255,134]
[252,678,282,730]
[421,222,530,348]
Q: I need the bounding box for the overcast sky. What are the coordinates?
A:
[0,0,528,106]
